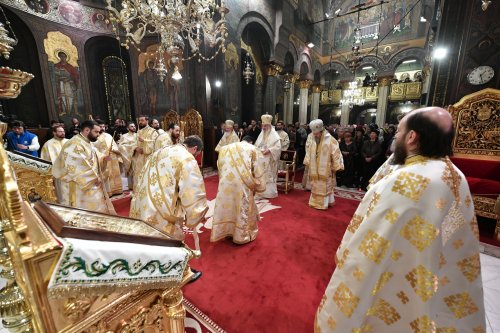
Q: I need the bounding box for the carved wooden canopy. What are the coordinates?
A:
[448,88,500,160]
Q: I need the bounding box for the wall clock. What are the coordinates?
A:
[467,66,495,85]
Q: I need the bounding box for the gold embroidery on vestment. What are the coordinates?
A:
[405,265,438,302]
[359,230,391,264]
[400,215,439,252]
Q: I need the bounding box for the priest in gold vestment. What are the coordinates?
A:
[315,107,485,333]
[254,114,282,199]
[129,135,208,240]
[276,121,290,150]
[154,123,180,151]
[41,125,68,202]
[93,120,123,196]
[53,120,116,214]
[211,136,266,244]
[41,125,68,162]
[118,122,137,189]
[133,115,158,189]
[304,119,343,210]
[215,119,239,152]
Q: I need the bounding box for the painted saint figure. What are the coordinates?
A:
[140,60,160,115]
[54,51,80,117]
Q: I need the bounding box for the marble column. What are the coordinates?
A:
[340,103,350,126]
[376,76,392,127]
[283,73,299,125]
[310,85,321,120]
[298,80,312,125]
[263,63,283,117]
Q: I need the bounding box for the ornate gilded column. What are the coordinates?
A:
[298,80,312,125]
[376,76,392,127]
[283,73,299,124]
[0,123,35,333]
[263,63,283,117]
[310,85,322,120]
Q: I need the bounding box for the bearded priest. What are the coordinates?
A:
[130,135,208,241]
[154,123,181,151]
[304,119,343,210]
[275,120,290,151]
[93,119,123,196]
[118,122,137,190]
[211,136,266,244]
[52,120,116,214]
[315,107,485,333]
[215,119,239,152]
[41,124,68,203]
[254,114,281,198]
[133,115,158,189]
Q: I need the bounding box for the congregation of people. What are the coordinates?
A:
[217,117,398,191]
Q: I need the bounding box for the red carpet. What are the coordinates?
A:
[111,176,500,332]
[113,176,360,332]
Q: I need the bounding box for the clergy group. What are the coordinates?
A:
[9,106,486,332]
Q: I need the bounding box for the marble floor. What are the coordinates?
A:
[482,251,500,333]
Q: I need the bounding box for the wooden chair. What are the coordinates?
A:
[277,150,296,194]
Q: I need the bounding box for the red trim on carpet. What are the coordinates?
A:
[184,299,227,333]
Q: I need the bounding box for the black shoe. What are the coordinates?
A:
[188,269,202,284]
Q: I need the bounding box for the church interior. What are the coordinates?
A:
[0,0,499,332]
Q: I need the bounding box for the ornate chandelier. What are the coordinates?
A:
[242,52,254,84]
[106,0,229,62]
[340,81,365,108]
[0,6,17,59]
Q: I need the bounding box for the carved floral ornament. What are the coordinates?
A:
[448,88,500,158]
[298,80,312,90]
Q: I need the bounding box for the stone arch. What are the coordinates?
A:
[237,12,275,59]
[283,51,295,73]
[85,35,135,121]
[0,6,49,126]
[320,61,350,79]
[358,56,390,73]
[311,60,322,75]
[296,52,312,79]
[313,69,321,84]
[388,48,427,70]
[287,41,299,67]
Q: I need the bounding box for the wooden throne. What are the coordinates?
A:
[163,109,181,130]
[447,88,500,240]
[181,109,204,168]
[181,108,203,139]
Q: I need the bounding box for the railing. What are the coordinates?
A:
[389,82,422,101]
[320,87,379,105]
